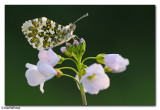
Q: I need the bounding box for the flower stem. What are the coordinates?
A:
[77,58,87,105]
[64,58,78,67]
[79,84,87,105]
[82,57,96,64]
[62,74,80,87]
[58,67,79,75]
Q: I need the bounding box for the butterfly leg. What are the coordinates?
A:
[65,37,68,45]
[65,35,72,45]
[72,35,79,40]
[75,35,80,40]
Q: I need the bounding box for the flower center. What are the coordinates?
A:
[87,73,96,81]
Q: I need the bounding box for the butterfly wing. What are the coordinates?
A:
[22,17,67,50]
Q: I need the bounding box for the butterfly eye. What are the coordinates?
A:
[69,24,76,31]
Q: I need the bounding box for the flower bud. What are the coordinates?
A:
[65,51,73,57]
[66,43,73,53]
[66,43,71,47]
[96,54,105,64]
[60,46,67,53]
[72,40,80,56]
[80,38,84,43]
[60,46,73,57]
[73,40,79,46]
[79,38,86,54]
[55,69,63,78]
[57,55,65,64]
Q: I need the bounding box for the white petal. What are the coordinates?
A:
[80,63,110,95]
[81,78,99,94]
[38,50,50,64]
[93,74,110,91]
[48,49,60,67]
[81,74,110,95]
[113,66,126,73]
[26,63,36,68]
[86,63,105,75]
[104,54,120,70]
[120,59,129,67]
[104,54,129,73]
[40,83,44,93]
[38,49,60,67]
[80,72,93,83]
[25,66,46,86]
[37,61,57,77]
[113,59,129,73]
[26,64,56,87]
[125,59,129,65]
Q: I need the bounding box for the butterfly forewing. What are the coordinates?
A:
[22,17,67,50]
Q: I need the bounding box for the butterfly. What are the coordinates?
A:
[21,13,88,50]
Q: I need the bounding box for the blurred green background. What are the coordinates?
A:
[5,5,155,105]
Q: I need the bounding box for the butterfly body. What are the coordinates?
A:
[22,17,76,50]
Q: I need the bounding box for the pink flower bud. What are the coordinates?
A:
[60,46,67,53]
[80,38,85,43]
[66,43,71,46]
[73,40,79,46]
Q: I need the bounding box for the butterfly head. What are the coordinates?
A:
[66,13,88,35]
[65,23,76,35]
[69,23,76,32]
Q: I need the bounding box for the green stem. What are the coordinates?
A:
[58,67,79,75]
[82,57,96,64]
[62,74,80,87]
[77,57,87,105]
[79,84,87,105]
[71,53,78,61]
[64,58,78,67]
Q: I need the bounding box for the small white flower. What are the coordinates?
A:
[25,49,60,93]
[25,63,57,93]
[104,54,129,73]
[38,49,60,67]
[79,63,110,95]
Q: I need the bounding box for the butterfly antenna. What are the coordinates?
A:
[73,13,89,24]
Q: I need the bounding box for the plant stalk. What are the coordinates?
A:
[77,57,87,105]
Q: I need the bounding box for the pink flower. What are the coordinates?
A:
[25,63,57,93]
[104,54,129,73]
[38,49,60,67]
[73,40,79,46]
[76,63,110,95]
[60,46,67,53]
[80,38,85,43]
[25,49,60,93]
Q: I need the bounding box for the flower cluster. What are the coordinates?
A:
[25,38,129,105]
[25,49,60,93]
[60,38,86,58]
